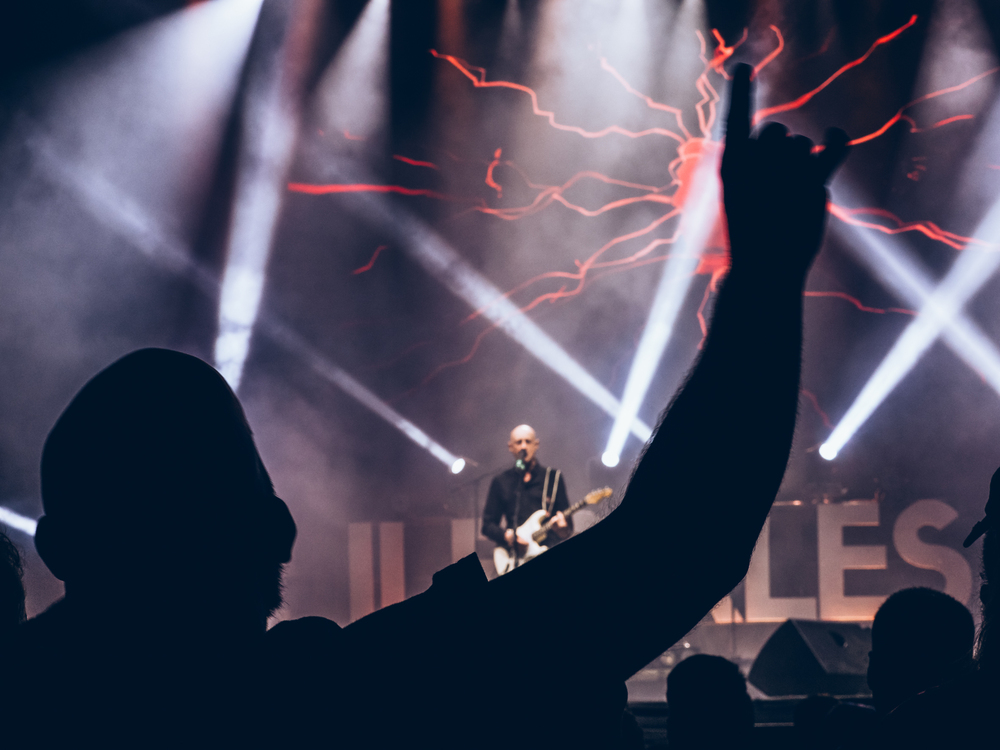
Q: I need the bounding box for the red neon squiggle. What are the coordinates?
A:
[754,15,918,124]
[485,148,503,198]
[803,290,916,316]
[287,182,482,205]
[430,49,688,143]
[800,389,833,429]
[393,155,440,169]
[292,22,1000,392]
[847,67,997,146]
[829,203,993,250]
[353,244,389,275]
[752,26,785,79]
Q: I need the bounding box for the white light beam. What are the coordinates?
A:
[215,0,321,390]
[833,206,1000,396]
[35,148,466,475]
[821,197,1000,460]
[0,507,38,537]
[316,165,655,442]
[602,152,719,467]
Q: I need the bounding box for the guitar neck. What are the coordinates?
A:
[533,498,587,539]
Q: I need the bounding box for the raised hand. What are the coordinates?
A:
[721,63,849,284]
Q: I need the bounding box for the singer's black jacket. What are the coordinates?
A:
[481,461,572,548]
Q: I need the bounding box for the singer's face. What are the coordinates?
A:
[508,425,539,463]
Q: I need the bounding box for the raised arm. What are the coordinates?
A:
[488,64,849,680]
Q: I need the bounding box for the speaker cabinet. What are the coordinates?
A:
[748,619,871,697]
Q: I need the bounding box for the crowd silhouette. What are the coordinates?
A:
[1,64,995,748]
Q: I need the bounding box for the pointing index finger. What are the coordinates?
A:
[725,63,753,150]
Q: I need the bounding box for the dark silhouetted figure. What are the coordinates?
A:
[619,708,644,750]
[868,587,974,715]
[794,695,840,749]
[666,655,753,749]
[2,349,297,747]
[3,65,849,749]
[0,530,26,637]
[877,469,999,747]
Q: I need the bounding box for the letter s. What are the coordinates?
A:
[893,500,972,605]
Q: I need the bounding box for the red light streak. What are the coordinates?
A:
[485,148,503,198]
[429,49,688,143]
[343,129,365,141]
[800,388,833,429]
[353,244,389,275]
[847,67,997,146]
[753,26,784,79]
[708,28,747,77]
[291,17,998,392]
[288,182,480,205]
[827,204,988,250]
[753,15,917,124]
[393,155,440,169]
[803,291,915,316]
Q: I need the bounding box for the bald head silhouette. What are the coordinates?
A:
[35,348,295,628]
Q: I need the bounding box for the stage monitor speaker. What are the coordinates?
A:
[748,619,871,697]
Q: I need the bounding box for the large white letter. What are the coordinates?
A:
[817,501,887,620]
[893,499,973,605]
[745,516,818,621]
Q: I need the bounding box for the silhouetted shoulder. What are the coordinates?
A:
[877,670,999,747]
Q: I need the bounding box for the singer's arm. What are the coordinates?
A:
[480,478,509,547]
[486,65,848,681]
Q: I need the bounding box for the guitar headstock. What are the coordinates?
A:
[584,487,613,505]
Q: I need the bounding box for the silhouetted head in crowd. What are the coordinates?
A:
[0,530,26,636]
[965,465,1000,677]
[618,708,644,750]
[34,348,296,634]
[867,586,974,714]
[978,528,999,676]
[793,695,838,750]
[666,654,753,749]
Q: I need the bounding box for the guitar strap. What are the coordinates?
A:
[541,467,561,515]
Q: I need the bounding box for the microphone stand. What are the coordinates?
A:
[511,451,527,570]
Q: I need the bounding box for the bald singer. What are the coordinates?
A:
[481,425,571,575]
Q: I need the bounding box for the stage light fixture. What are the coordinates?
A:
[451,458,467,475]
[601,451,620,468]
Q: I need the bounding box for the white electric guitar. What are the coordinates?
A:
[493,486,613,575]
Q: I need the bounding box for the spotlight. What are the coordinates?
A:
[818,443,838,461]
[601,451,620,468]
[451,458,467,475]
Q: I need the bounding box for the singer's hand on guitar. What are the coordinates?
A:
[552,511,567,529]
[504,528,529,550]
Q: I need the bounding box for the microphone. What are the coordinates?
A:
[514,449,528,472]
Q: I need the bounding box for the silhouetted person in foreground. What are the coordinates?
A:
[3,65,848,749]
[666,655,753,749]
[876,470,1000,746]
[0,529,26,638]
[2,349,297,747]
[794,695,840,749]
[868,587,974,716]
